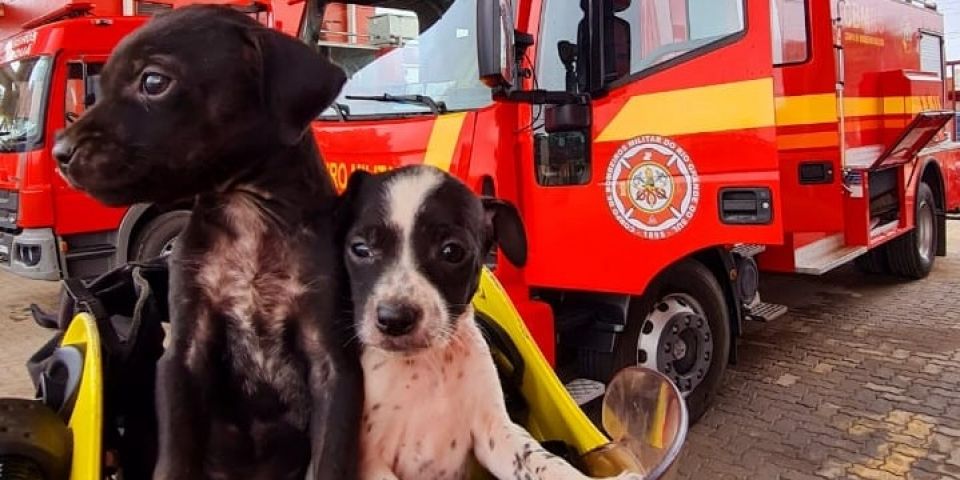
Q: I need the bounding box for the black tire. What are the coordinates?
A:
[854,247,888,274]
[887,183,937,279]
[580,259,731,423]
[130,211,189,262]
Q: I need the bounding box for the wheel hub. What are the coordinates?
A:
[671,339,688,360]
[636,294,714,396]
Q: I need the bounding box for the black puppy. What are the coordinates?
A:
[53,6,361,479]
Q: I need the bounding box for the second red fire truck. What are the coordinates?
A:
[1,0,957,419]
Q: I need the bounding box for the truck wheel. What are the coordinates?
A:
[887,183,937,279]
[130,211,189,262]
[581,260,730,422]
[0,399,71,480]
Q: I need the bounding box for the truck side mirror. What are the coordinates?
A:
[545,102,591,133]
[477,0,516,90]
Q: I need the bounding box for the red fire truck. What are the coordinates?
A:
[1,0,958,419]
[305,0,960,419]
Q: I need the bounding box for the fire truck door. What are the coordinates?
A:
[55,57,122,237]
[523,0,779,288]
[834,1,952,170]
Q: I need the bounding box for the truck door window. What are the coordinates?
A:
[536,0,630,92]
[920,32,943,78]
[300,0,491,117]
[0,56,53,153]
[609,0,745,79]
[536,0,584,93]
[771,0,809,65]
[66,63,103,124]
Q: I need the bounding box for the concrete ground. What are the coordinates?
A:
[0,270,60,398]
[1,225,959,478]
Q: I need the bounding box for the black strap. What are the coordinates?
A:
[60,277,126,366]
[62,278,108,321]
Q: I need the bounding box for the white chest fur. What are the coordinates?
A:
[360,313,497,480]
[359,312,640,480]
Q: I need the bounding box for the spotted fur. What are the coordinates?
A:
[340,166,640,480]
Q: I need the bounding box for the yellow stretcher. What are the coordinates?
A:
[61,314,104,480]
[1,269,687,480]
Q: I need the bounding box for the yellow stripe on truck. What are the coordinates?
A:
[596,77,776,142]
[597,76,944,141]
[423,112,468,172]
[776,95,943,126]
[775,94,837,126]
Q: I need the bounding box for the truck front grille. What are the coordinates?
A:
[0,190,18,231]
[0,231,13,265]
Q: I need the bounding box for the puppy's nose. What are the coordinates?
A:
[376,302,422,337]
[52,135,76,167]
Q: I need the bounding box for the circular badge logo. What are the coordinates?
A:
[604,135,700,240]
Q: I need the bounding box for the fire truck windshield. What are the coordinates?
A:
[302,1,490,118]
[0,56,52,153]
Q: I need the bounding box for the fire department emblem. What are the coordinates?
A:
[604,135,700,240]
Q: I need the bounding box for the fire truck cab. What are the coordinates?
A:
[0,4,144,280]
[303,0,960,419]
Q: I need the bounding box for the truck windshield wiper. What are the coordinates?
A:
[0,133,27,143]
[0,134,28,152]
[331,102,351,121]
[345,93,448,115]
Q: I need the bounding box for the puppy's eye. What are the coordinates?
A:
[141,72,172,97]
[440,242,466,264]
[350,242,374,259]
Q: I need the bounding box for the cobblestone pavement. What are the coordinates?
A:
[1,226,960,479]
[677,222,960,480]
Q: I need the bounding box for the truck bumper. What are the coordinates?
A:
[0,228,61,281]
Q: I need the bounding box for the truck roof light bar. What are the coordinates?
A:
[22,2,95,30]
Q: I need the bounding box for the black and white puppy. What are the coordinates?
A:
[339,165,639,480]
[53,6,362,479]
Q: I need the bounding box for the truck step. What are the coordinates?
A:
[731,243,766,258]
[745,302,788,323]
[794,234,867,275]
[564,378,606,406]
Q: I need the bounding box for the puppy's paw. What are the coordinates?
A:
[612,473,644,480]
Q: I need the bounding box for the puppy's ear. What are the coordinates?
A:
[481,198,528,267]
[340,170,372,211]
[252,28,346,145]
[335,169,373,238]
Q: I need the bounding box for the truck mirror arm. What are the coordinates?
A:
[496,90,589,105]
